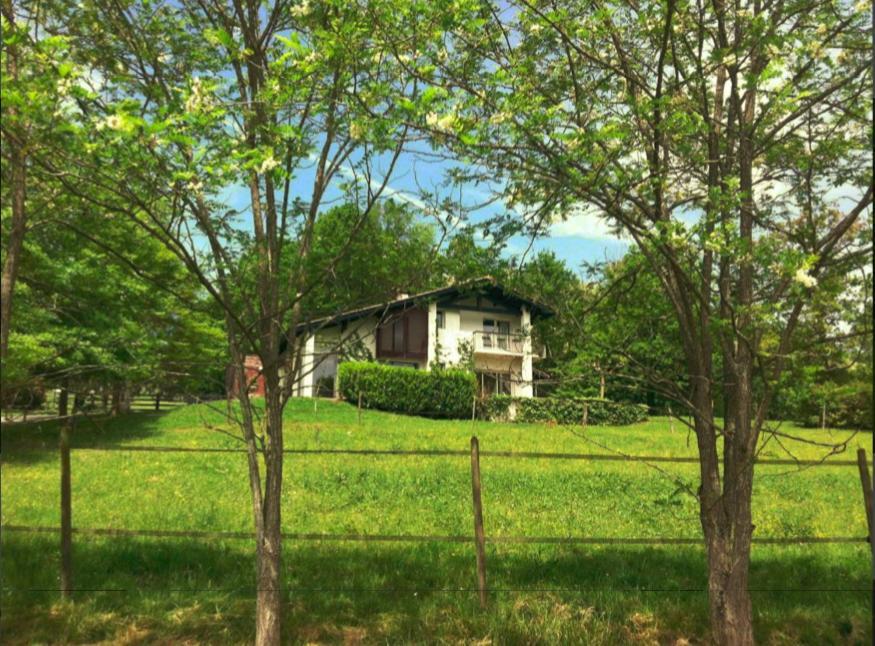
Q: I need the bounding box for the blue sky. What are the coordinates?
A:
[224,147,632,275]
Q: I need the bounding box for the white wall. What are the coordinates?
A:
[291,315,380,397]
[291,304,539,398]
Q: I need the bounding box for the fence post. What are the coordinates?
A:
[357,391,362,424]
[470,436,487,608]
[857,449,872,542]
[581,403,589,429]
[155,392,161,411]
[58,386,73,598]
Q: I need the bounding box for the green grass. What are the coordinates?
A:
[1,399,871,644]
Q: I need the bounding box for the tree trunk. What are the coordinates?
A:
[705,531,754,646]
[0,0,27,361]
[58,383,69,418]
[254,371,285,645]
[695,405,756,645]
[255,494,282,645]
[111,385,121,416]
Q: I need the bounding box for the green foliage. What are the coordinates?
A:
[302,201,437,316]
[506,250,586,358]
[337,361,476,418]
[794,381,874,430]
[1,203,227,399]
[481,395,648,426]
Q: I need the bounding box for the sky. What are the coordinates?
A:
[225,146,632,277]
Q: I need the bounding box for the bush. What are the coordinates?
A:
[480,395,648,426]
[796,381,873,430]
[337,361,477,418]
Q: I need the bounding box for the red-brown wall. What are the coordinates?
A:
[226,354,266,398]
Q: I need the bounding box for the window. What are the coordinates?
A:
[483,319,510,349]
[476,371,512,396]
[392,319,405,352]
[377,308,428,359]
[436,310,445,329]
[483,318,495,348]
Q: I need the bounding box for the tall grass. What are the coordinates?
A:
[1,399,871,644]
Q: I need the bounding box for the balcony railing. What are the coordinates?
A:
[472,330,526,354]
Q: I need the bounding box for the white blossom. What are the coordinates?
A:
[185,77,214,114]
[187,178,204,193]
[57,77,76,96]
[349,122,365,141]
[425,110,458,133]
[98,114,124,131]
[258,155,280,174]
[794,267,817,288]
[291,0,312,18]
[489,111,513,125]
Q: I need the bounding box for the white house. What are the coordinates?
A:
[290,278,553,398]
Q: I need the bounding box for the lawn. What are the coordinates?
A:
[1,399,871,644]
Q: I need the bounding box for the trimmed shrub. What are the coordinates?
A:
[480,395,648,426]
[337,361,476,418]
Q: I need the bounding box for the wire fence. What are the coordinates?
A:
[64,443,869,466]
[1,428,872,602]
[1,392,198,423]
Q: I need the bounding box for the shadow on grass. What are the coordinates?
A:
[0,413,171,465]
[1,533,871,645]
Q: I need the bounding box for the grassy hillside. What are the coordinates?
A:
[1,399,871,644]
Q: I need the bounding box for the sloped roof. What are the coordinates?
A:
[297,277,554,334]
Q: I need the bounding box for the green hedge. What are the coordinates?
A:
[480,395,648,426]
[337,361,477,418]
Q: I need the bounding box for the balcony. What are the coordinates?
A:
[472,330,526,355]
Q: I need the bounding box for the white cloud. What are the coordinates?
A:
[549,210,623,241]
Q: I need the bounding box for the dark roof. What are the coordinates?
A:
[298,277,554,334]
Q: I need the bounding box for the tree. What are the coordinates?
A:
[412,1,873,642]
[302,200,437,314]
[27,1,430,642]
[542,250,689,406]
[435,227,511,283]
[506,250,586,363]
[4,203,226,410]
[1,0,73,360]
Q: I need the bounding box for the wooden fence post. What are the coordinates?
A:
[470,436,487,608]
[856,449,872,542]
[357,391,362,424]
[581,403,589,429]
[58,385,73,598]
[155,393,161,411]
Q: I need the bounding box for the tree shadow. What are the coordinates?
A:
[0,412,171,465]
[1,533,870,644]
